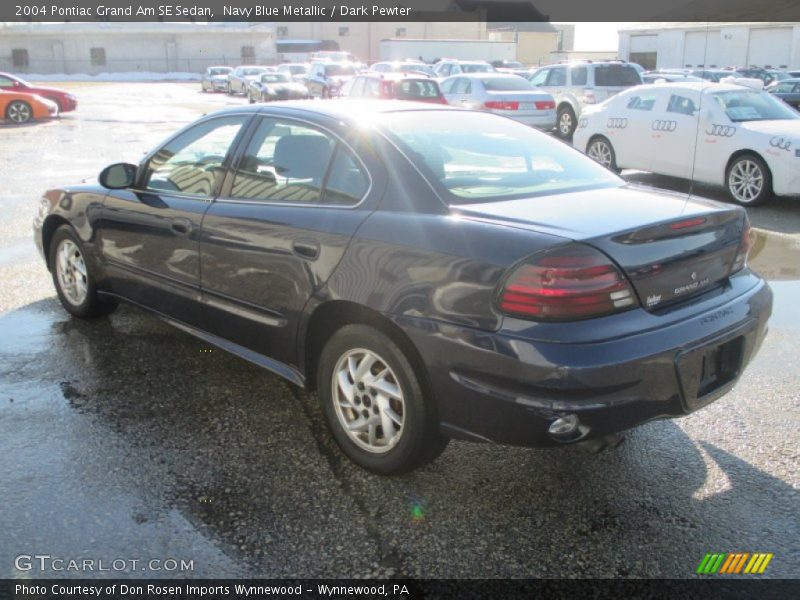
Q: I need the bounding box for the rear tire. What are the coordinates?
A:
[586,136,619,172]
[726,153,772,206]
[317,324,448,474]
[556,105,577,139]
[49,225,117,319]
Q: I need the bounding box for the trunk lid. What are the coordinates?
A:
[452,185,745,311]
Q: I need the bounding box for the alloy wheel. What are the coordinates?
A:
[588,140,613,168]
[559,111,573,136]
[331,348,405,454]
[55,239,88,306]
[728,159,764,204]
[7,101,32,123]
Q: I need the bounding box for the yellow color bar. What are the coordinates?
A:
[748,554,766,573]
[758,553,773,574]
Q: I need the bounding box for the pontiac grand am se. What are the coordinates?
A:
[33,101,771,474]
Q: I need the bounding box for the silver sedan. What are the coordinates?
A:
[440,73,556,130]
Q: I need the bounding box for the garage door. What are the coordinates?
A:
[748,27,792,68]
[683,30,721,67]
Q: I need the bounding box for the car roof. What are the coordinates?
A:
[208,99,458,121]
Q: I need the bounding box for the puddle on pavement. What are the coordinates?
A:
[749,229,800,331]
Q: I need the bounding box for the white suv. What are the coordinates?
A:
[433,60,495,78]
[527,61,642,138]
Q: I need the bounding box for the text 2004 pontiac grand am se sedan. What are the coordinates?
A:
[33,101,772,474]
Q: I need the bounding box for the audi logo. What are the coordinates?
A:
[705,124,736,137]
[578,117,588,129]
[606,117,627,129]
[651,120,677,132]
[769,136,792,151]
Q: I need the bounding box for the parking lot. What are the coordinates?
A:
[0,82,798,579]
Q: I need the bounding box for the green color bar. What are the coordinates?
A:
[697,554,712,574]
[710,553,726,573]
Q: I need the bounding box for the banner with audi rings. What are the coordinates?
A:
[706,124,737,137]
[606,118,628,129]
[651,120,678,132]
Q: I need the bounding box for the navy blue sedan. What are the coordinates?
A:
[33,101,771,474]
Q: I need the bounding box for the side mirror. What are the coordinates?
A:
[99,163,137,189]
[12,81,21,88]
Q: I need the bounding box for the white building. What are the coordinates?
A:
[618,22,800,71]
[0,22,277,75]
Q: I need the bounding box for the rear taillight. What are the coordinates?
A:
[497,244,638,321]
[484,100,519,110]
[535,100,556,110]
[437,96,448,104]
[731,217,755,273]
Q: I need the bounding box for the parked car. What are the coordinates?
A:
[248,72,309,103]
[310,50,358,63]
[527,61,643,138]
[765,78,800,109]
[788,70,800,78]
[305,62,360,98]
[643,71,704,84]
[732,68,788,87]
[228,66,274,96]
[277,63,311,82]
[573,81,800,205]
[339,73,446,103]
[0,72,77,113]
[689,69,745,82]
[369,61,437,78]
[433,60,495,78]
[1,89,58,123]
[33,101,771,473]
[490,59,529,75]
[440,73,555,130]
[201,66,233,93]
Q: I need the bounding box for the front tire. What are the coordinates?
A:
[556,105,577,139]
[726,153,772,206]
[586,136,619,172]
[318,324,448,474]
[49,225,117,319]
[6,100,32,123]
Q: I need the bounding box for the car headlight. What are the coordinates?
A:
[66,93,76,101]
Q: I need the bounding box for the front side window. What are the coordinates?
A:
[546,67,567,86]
[395,79,441,100]
[381,111,620,203]
[145,116,248,197]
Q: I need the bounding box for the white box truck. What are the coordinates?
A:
[379,39,517,63]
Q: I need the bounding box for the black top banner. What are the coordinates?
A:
[3,0,800,22]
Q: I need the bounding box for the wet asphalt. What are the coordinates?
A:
[0,83,798,580]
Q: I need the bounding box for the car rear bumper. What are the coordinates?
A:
[394,274,772,447]
[491,109,556,130]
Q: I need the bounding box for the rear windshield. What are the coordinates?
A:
[594,65,641,86]
[461,63,494,73]
[241,68,266,76]
[209,68,232,76]
[712,90,800,122]
[380,111,621,203]
[325,64,357,76]
[394,79,441,99]
[261,74,290,83]
[480,76,534,91]
[287,65,307,74]
[397,64,437,77]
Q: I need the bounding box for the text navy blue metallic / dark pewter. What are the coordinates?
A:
[33,100,772,474]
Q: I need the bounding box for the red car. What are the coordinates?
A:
[0,73,77,113]
[339,73,447,104]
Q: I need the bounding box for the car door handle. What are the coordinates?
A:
[170,217,193,235]
[292,240,320,259]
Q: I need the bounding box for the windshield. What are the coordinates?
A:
[462,63,494,73]
[380,111,621,203]
[288,65,307,74]
[242,68,266,76]
[481,76,534,91]
[713,90,800,122]
[325,64,357,76]
[209,68,232,76]
[504,61,524,69]
[262,74,290,83]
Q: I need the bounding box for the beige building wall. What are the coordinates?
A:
[517,32,561,66]
[278,22,487,62]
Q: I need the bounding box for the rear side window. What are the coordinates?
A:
[231,119,334,203]
[145,116,248,198]
[323,146,369,205]
[395,79,441,99]
[595,65,641,86]
[570,66,588,86]
[666,94,697,115]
